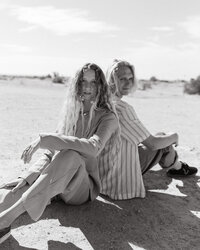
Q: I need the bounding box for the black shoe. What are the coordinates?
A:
[167,162,198,178]
[0,226,11,244]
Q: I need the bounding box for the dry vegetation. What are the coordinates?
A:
[183,76,200,95]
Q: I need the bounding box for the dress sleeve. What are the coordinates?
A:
[39,112,118,157]
[116,101,150,144]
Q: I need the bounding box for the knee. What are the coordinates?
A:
[159,147,177,168]
[51,150,85,173]
[58,150,83,163]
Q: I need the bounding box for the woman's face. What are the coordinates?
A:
[116,66,134,96]
[80,69,98,101]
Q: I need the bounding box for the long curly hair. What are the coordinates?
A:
[56,63,117,136]
[106,59,138,97]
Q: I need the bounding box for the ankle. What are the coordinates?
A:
[171,161,182,170]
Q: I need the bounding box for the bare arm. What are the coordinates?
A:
[142,132,178,151]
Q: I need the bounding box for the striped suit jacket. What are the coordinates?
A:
[99,98,150,199]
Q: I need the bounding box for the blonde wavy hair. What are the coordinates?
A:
[56,63,117,136]
[106,59,138,97]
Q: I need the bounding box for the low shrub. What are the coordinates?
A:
[139,80,152,90]
[184,76,200,95]
[150,76,158,82]
[52,72,65,84]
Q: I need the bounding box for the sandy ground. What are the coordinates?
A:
[0,79,199,250]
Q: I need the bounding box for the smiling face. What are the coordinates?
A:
[80,69,98,102]
[116,66,134,97]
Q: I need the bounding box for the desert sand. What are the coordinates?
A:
[0,79,199,250]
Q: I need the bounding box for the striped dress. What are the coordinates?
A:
[99,98,150,200]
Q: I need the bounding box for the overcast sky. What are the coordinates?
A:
[1,0,200,80]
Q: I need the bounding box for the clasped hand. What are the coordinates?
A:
[21,137,40,164]
[166,132,179,147]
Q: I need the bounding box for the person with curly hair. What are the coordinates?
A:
[98,59,197,200]
[0,63,120,243]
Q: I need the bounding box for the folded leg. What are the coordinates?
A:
[0,150,90,224]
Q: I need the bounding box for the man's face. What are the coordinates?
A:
[116,66,134,96]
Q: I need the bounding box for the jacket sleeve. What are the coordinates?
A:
[19,149,55,185]
[116,102,150,144]
[39,112,118,157]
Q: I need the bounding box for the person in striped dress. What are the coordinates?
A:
[98,59,197,200]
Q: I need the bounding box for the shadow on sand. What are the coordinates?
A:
[1,170,200,250]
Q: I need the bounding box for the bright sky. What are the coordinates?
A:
[1,0,200,80]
